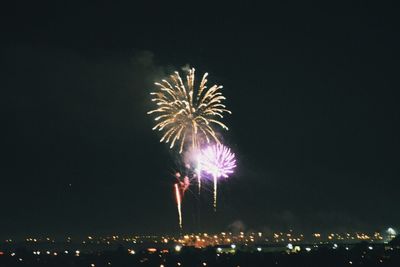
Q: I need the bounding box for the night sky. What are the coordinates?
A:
[2,2,399,239]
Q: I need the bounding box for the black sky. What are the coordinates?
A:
[1,2,399,238]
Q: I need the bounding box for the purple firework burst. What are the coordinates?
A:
[199,143,236,179]
[198,143,236,210]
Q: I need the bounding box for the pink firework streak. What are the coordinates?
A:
[199,144,236,211]
[174,173,191,229]
[174,183,182,229]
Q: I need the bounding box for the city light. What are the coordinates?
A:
[387,227,397,236]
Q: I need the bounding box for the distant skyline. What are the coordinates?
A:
[1,2,399,238]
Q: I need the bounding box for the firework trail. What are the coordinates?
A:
[199,144,236,211]
[196,159,201,195]
[197,173,201,194]
[174,173,190,229]
[174,183,182,229]
[147,68,231,154]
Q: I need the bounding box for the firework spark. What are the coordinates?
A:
[174,173,190,229]
[199,144,236,210]
[174,183,182,229]
[147,68,231,153]
[181,176,190,194]
[196,158,201,195]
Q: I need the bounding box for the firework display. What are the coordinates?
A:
[147,68,231,153]
[199,144,236,210]
[147,67,236,228]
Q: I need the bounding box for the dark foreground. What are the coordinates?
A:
[0,244,399,267]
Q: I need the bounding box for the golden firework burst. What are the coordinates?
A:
[148,68,231,153]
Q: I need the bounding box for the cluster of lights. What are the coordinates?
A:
[175,231,308,247]
[8,229,392,249]
[1,226,396,264]
[5,228,394,249]
[1,240,396,267]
